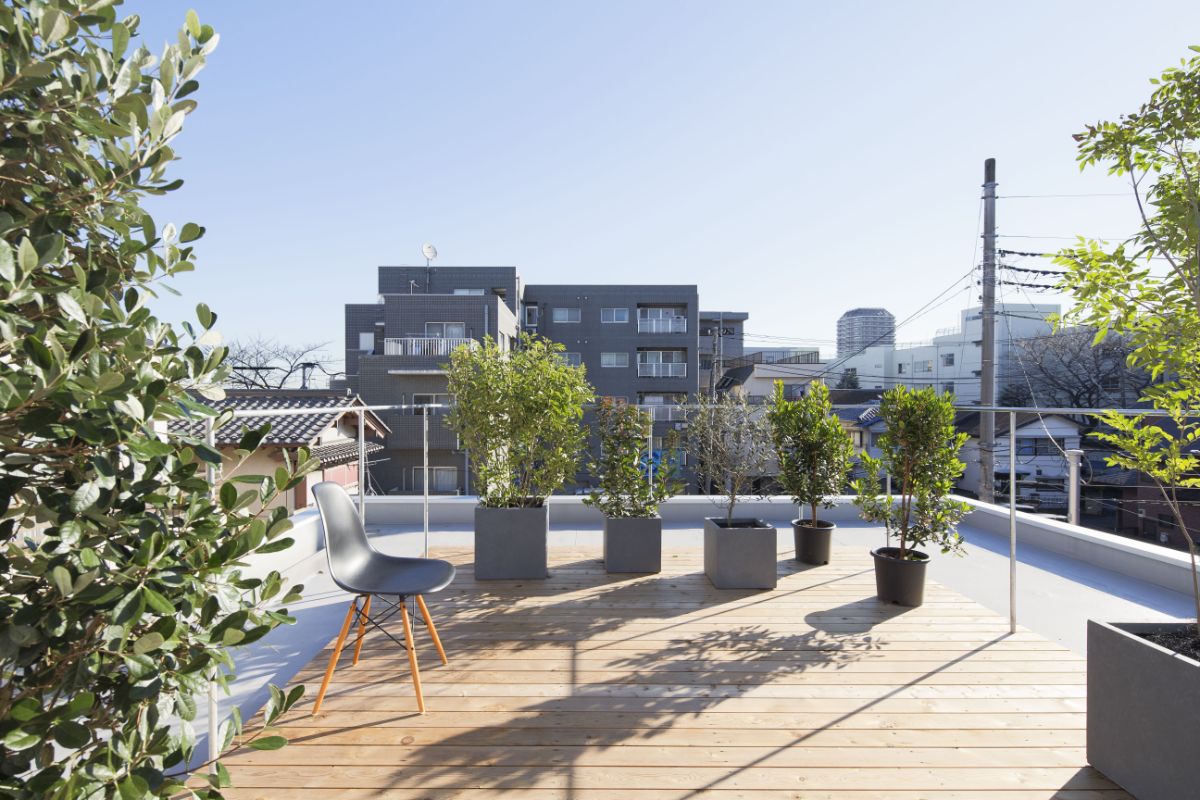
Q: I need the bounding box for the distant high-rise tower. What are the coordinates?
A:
[837,308,895,357]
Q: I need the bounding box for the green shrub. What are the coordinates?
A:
[688,394,774,525]
[446,334,594,507]
[584,399,681,518]
[0,4,309,797]
[851,386,970,558]
[768,381,855,527]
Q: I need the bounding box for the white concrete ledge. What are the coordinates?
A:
[959,496,1197,596]
[241,509,324,582]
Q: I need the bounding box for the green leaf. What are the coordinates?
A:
[196,302,214,329]
[17,238,37,273]
[53,721,91,749]
[71,482,101,512]
[247,735,288,751]
[112,22,130,60]
[3,728,41,751]
[133,632,165,655]
[143,586,176,615]
[180,222,204,242]
[219,480,236,510]
[39,8,69,43]
[0,241,14,281]
[57,293,87,324]
[185,9,201,38]
[50,565,73,596]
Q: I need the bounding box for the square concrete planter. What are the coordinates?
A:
[703,517,777,590]
[1088,620,1200,799]
[474,506,548,580]
[603,516,662,574]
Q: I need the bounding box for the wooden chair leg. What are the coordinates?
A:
[352,595,372,666]
[399,596,426,714]
[312,598,359,715]
[416,595,448,665]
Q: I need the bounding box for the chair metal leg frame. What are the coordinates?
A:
[311,593,448,716]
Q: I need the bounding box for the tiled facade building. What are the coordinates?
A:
[344,265,734,494]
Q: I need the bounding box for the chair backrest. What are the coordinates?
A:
[312,482,376,589]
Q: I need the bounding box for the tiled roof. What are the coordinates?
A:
[955,411,1078,438]
[172,390,387,447]
[310,439,383,467]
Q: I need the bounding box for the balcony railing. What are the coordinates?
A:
[383,337,476,357]
[638,317,687,334]
[637,362,687,378]
[643,404,686,421]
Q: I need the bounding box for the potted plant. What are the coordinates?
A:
[851,386,969,607]
[1054,47,1200,799]
[446,334,593,579]
[584,399,682,573]
[689,394,777,589]
[768,380,855,566]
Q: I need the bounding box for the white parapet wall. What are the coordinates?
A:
[239,507,326,583]
[959,497,1197,596]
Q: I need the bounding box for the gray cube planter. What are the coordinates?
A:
[474,506,548,580]
[703,517,777,590]
[1088,620,1200,800]
[603,516,662,574]
[792,519,834,566]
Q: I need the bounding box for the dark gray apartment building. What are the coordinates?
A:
[344,265,724,494]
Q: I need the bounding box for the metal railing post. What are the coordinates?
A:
[204,416,220,771]
[357,411,366,524]
[1066,449,1084,526]
[423,410,430,559]
[1008,410,1017,635]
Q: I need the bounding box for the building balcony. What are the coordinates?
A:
[643,404,687,421]
[383,337,477,357]
[638,316,688,334]
[638,362,687,378]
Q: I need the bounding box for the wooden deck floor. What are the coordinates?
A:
[220,547,1128,799]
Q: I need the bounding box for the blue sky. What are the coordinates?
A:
[128,1,1200,372]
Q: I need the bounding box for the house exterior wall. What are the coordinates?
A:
[958,416,1081,506]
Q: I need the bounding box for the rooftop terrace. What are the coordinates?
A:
[204,498,1194,799]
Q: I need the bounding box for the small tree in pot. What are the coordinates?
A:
[768,381,855,566]
[584,399,682,573]
[689,394,777,589]
[447,334,593,579]
[851,386,969,606]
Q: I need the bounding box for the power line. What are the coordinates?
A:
[998,193,1127,199]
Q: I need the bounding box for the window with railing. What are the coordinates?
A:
[383,337,475,356]
[639,393,686,420]
[638,306,687,333]
[637,350,687,378]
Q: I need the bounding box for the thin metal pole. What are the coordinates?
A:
[1008,410,1017,634]
[423,410,430,558]
[980,158,998,504]
[204,416,220,771]
[357,411,366,524]
[1066,449,1084,526]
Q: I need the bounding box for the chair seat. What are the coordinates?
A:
[332,555,457,597]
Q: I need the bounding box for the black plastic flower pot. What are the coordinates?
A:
[871,546,929,607]
[792,520,834,566]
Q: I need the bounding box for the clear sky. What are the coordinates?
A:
[126,1,1200,374]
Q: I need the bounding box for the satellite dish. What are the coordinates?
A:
[422,243,437,263]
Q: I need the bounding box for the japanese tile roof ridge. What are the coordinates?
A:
[310,439,383,467]
[172,390,388,447]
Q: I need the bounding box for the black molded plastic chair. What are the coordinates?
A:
[311,481,456,714]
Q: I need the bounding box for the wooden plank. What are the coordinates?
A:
[220,546,1119,798]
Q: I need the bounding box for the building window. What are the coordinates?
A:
[896,363,906,374]
[915,359,933,373]
[451,288,485,295]
[425,322,466,338]
[942,382,954,394]
[1016,437,1066,456]
[561,352,582,367]
[942,353,955,367]
[638,306,687,334]
[637,350,687,377]
[601,352,629,368]
[412,466,458,493]
[412,393,451,414]
[600,395,627,405]
[358,332,374,352]
[552,307,581,323]
[524,305,539,326]
[601,308,630,324]
[699,356,713,371]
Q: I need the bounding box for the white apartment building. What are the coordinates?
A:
[830,303,1059,404]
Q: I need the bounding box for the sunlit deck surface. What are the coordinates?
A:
[220,544,1129,800]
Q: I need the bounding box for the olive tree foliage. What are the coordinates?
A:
[0,3,310,798]
[1055,46,1200,629]
[583,399,681,519]
[768,381,855,527]
[688,394,774,525]
[446,335,593,508]
[851,386,970,559]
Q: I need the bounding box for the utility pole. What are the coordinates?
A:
[980,158,998,504]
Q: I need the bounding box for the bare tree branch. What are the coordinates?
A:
[225,337,339,390]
